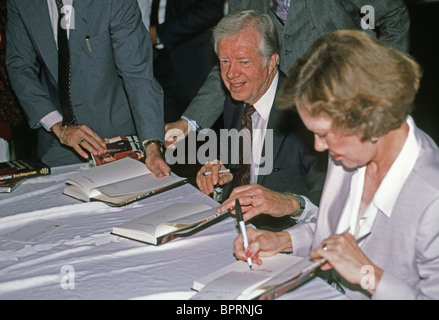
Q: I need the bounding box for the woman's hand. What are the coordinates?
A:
[309,232,383,294]
[233,227,292,266]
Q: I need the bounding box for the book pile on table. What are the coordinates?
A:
[0,159,51,193]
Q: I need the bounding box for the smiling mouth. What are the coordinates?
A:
[230,82,245,88]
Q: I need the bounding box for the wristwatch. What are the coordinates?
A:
[143,139,165,158]
[290,193,305,218]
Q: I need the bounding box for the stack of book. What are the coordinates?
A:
[0,159,51,193]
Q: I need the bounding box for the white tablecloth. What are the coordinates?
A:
[0,163,345,301]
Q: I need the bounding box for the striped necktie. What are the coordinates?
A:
[55,0,75,126]
[270,0,289,24]
[236,104,256,186]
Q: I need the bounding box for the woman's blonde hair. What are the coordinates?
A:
[277,30,422,141]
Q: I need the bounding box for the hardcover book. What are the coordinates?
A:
[191,254,319,300]
[0,159,50,181]
[92,135,144,166]
[0,177,26,193]
[112,203,230,245]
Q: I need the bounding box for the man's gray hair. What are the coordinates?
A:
[212,10,280,64]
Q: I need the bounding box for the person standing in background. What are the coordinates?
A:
[148,0,225,123]
[0,0,24,161]
[6,0,170,178]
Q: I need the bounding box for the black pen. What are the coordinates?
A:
[235,199,252,269]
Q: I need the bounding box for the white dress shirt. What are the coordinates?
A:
[250,71,278,184]
[336,116,421,241]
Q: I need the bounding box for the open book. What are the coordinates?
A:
[112,203,230,245]
[191,254,320,300]
[63,157,187,206]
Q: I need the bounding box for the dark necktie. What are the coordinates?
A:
[56,0,75,126]
[150,0,160,27]
[236,104,256,186]
[270,0,289,24]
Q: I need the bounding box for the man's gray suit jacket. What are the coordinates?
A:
[6,0,164,166]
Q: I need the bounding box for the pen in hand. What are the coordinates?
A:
[235,198,252,269]
[85,36,91,52]
[203,169,231,176]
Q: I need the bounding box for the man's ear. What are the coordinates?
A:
[268,53,280,73]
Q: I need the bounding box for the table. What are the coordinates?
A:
[0,163,345,301]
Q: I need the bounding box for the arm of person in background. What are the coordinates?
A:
[350,0,410,52]
[152,0,225,50]
[110,0,170,177]
[165,64,226,147]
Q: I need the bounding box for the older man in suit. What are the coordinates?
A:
[6,0,169,177]
[196,10,327,231]
[165,0,410,143]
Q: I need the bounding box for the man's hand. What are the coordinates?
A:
[52,121,105,159]
[196,160,233,195]
[218,184,302,222]
[164,119,190,148]
[148,25,158,46]
[144,142,171,178]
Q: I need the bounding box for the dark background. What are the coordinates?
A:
[9,0,439,162]
[406,0,439,144]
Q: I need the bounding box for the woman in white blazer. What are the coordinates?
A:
[233,30,439,300]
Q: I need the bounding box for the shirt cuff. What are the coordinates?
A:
[40,111,63,131]
[292,195,319,224]
[180,115,199,132]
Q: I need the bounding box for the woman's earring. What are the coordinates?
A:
[370,136,379,143]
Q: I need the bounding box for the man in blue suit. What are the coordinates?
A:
[6,0,170,177]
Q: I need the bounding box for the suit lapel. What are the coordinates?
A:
[27,0,58,80]
[257,105,284,185]
[69,0,92,75]
[257,74,286,185]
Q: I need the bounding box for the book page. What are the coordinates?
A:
[113,203,213,241]
[191,272,269,300]
[165,207,224,228]
[192,254,307,299]
[96,174,185,197]
[65,158,149,194]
